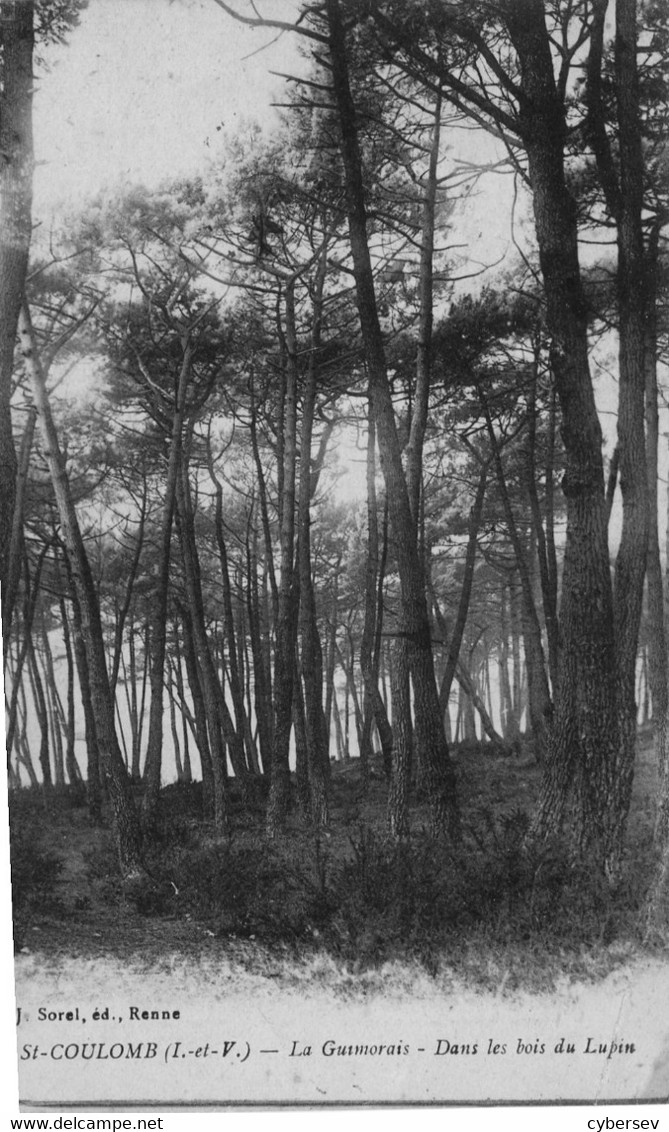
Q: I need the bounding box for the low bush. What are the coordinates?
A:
[10,823,63,913]
[134,808,648,970]
[167,836,332,941]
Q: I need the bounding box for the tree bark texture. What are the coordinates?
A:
[502,3,620,866]
[0,0,33,600]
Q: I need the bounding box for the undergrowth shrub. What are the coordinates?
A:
[314,813,647,968]
[58,793,650,973]
[168,837,332,941]
[139,808,646,968]
[10,823,63,913]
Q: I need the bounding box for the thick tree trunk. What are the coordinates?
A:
[387,636,411,837]
[645,446,669,934]
[0,0,33,600]
[3,405,35,649]
[500,6,618,866]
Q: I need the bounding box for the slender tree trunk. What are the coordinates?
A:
[18,302,143,876]
[455,660,502,745]
[327,0,458,838]
[246,526,272,776]
[65,556,102,821]
[4,541,47,760]
[40,615,65,787]
[296,252,330,828]
[478,385,552,756]
[293,657,311,819]
[267,281,299,837]
[180,604,216,818]
[437,463,487,712]
[109,480,147,697]
[360,410,393,786]
[176,466,231,827]
[143,339,193,824]
[609,0,648,868]
[499,579,514,740]
[525,349,559,690]
[208,441,258,778]
[27,631,50,792]
[59,588,81,790]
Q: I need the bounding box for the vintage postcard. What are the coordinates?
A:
[3,0,669,1113]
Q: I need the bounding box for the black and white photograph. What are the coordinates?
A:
[2,0,669,1113]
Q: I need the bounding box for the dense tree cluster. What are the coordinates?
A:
[4,0,669,933]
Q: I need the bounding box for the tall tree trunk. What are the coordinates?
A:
[59,587,81,791]
[387,636,411,837]
[208,441,257,778]
[3,404,35,649]
[326,0,459,838]
[525,348,559,690]
[4,540,47,761]
[179,603,217,818]
[478,384,552,757]
[609,0,649,868]
[40,614,65,787]
[267,281,299,837]
[143,339,193,824]
[176,464,232,827]
[246,525,272,776]
[499,5,618,866]
[296,247,330,828]
[65,555,102,821]
[18,302,143,877]
[27,631,50,791]
[360,416,393,784]
[0,0,33,600]
[437,462,488,712]
[109,479,147,698]
[644,221,666,726]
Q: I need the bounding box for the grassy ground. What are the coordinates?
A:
[8,732,667,992]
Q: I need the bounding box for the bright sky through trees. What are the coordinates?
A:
[34,0,302,217]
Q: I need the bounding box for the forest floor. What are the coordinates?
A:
[8,730,667,993]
